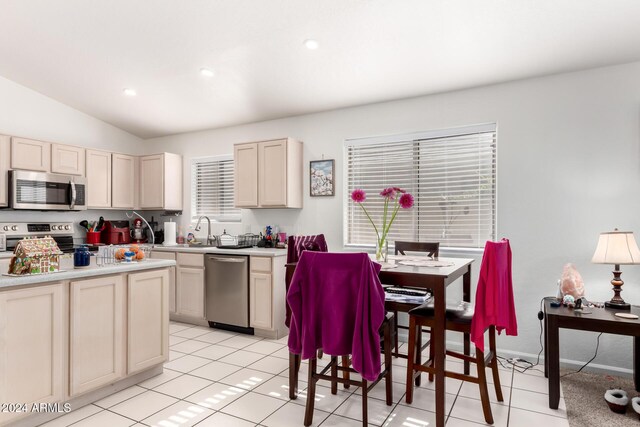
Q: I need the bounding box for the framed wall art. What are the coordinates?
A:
[310,159,335,197]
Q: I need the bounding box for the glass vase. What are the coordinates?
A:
[375,238,388,263]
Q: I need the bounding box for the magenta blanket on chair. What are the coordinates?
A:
[286,252,385,382]
[470,238,518,352]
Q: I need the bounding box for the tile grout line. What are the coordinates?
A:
[61,326,548,427]
[506,363,515,427]
[446,377,465,423]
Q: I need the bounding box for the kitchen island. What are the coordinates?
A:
[0,259,175,427]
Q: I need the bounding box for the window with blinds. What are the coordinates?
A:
[345,124,496,249]
[191,156,240,222]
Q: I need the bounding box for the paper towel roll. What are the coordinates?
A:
[163,222,177,246]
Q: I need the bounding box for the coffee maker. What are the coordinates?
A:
[131,217,148,243]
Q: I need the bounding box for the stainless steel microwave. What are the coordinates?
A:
[9,170,87,211]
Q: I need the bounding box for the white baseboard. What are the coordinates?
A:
[396,332,633,378]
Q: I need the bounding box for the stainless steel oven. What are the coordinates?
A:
[0,222,76,253]
[9,170,87,210]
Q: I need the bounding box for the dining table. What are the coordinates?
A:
[285,254,474,427]
[378,256,474,427]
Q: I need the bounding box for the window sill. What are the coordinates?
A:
[342,244,484,256]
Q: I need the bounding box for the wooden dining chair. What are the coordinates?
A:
[286,252,395,427]
[386,241,440,359]
[405,239,516,425]
[284,234,350,400]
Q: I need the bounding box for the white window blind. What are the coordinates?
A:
[191,156,240,222]
[345,124,496,249]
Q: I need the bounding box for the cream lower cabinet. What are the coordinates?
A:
[249,256,286,338]
[150,251,177,314]
[0,135,9,207]
[128,269,170,374]
[250,272,272,329]
[176,267,205,319]
[0,283,65,426]
[70,275,125,396]
[176,253,205,320]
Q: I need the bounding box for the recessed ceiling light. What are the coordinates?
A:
[200,68,215,77]
[123,88,136,96]
[304,39,319,50]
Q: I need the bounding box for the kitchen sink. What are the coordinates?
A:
[187,243,218,248]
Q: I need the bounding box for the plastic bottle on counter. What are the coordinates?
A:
[177,226,185,244]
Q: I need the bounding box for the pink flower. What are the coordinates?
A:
[379,187,396,199]
[393,187,406,194]
[399,193,414,209]
[351,189,366,203]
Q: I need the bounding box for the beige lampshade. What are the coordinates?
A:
[592,230,640,265]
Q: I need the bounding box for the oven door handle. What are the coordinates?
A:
[70,180,76,210]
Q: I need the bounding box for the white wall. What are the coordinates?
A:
[2,59,639,372]
[0,75,144,233]
[146,60,640,372]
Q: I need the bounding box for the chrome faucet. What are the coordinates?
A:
[195,216,214,246]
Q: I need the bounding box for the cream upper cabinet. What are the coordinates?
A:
[70,275,125,396]
[127,269,169,374]
[51,143,85,176]
[112,153,136,209]
[0,135,9,207]
[259,140,287,207]
[10,136,51,172]
[234,138,302,208]
[86,149,112,208]
[0,283,65,426]
[139,153,183,210]
[234,143,258,207]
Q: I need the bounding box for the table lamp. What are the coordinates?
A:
[592,229,640,310]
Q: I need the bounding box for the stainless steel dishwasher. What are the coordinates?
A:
[205,254,252,333]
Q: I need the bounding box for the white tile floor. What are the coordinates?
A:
[43,322,570,427]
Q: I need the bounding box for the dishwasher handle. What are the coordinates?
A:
[207,256,246,263]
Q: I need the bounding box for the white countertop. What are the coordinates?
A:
[0,251,12,259]
[0,259,176,289]
[153,245,287,257]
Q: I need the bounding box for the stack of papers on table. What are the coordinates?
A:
[384,287,431,304]
[386,255,454,268]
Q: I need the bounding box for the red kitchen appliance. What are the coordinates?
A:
[101,220,131,244]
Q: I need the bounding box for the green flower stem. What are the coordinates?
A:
[382,197,389,238]
[358,203,380,242]
[382,199,401,244]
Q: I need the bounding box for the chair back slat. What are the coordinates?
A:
[394,241,439,258]
[285,234,329,328]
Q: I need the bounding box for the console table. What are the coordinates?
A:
[544,297,640,409]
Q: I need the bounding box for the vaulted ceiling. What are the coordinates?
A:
[1,0,640,138]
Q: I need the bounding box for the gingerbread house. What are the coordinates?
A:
[9,236,63,275]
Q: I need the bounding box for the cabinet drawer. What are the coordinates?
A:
[151,251,177,261]
[251,256,272,273]
[177,252,204,268]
